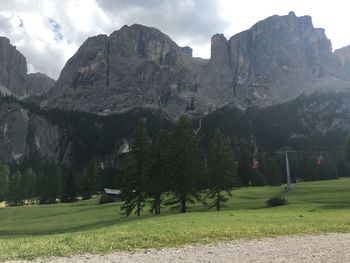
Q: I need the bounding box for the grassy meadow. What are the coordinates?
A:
[1,178,350,260]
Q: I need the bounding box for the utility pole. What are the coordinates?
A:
[285,150,291,192]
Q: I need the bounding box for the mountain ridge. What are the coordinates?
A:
[44,12,350,118]
[1,12,350,165]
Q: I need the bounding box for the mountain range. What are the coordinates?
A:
[1,11,350,165]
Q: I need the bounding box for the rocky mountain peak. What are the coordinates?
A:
[25,73,55,96]
[45,13,350,119]
[334,45,350,66]
[210,34,229,66]
[334,45,350,82]
[0,37,27,97]
[225,11,339,106]
[0,37,54,98]
[48,24,199,118]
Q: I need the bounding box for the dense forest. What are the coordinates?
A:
[0,99,349,215]
[1,94,350,213]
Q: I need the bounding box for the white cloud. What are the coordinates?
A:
[0,0,111,79]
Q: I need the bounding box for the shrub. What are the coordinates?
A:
[99,195,116,204]
[267,196,287,207]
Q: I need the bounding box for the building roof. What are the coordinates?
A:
[103,188,122,195]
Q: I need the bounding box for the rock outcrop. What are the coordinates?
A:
[196,34,235,112]
[0,37,55,98]
[0,102,28,162]
[46,12,350,117]
[334,45,350,82]
[25,73,55,96]
[0,37,27,97]
[48,24,200,119]
[200,11,342,109]
[0,101,65,163]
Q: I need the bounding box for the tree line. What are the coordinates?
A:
[119,115,237,216]
[0,159,101,206]
[0,114,347,213]
[117,115,345,216]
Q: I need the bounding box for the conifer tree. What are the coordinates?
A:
[206,129,237,211]
[265,158,282,186]
[82,158,100,200]
[147,131,169,215]
[20,169,30,205]
[346,136,350,164]
[0,163,9,201]
[37,170,49,204]
[6,171,23,206]
[46,165,62,203]
[26,168,38,204]
[167,115,203,213]
[61,171,78,203]
[120,119,151,217]
[251,170,266,186]
[237,148,253,186]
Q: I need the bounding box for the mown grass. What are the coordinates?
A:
[1,178,350,260]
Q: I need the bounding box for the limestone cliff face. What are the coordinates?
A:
[48,24,199,119]
[0,37,55,98]
[0,37,27,97]
[25,73,55,96]
[0,102,28,162]
[334,45,350,82]
[47,13,349,118]
[196,34,234,112]
[204,11,341,108]
[0,101,67,163]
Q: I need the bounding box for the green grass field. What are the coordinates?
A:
[1,178,350,260]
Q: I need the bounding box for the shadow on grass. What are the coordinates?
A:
[318,203,350,210]
[0,208,184,237]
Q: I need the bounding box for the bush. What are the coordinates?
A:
[267,196,287,207]
[99,195,116,204]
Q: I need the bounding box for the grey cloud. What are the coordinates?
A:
[0,17,62,79]
[0,18,12,36]
[19,43,65,79]
[18,18,24,28]
[0,0,227,79]
[97,0,229,44]
[48,19,63,41]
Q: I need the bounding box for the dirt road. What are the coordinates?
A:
[9,233,350,263]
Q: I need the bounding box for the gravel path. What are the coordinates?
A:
[9,233,350,263]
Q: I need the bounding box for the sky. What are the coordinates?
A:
[0,0,349,80]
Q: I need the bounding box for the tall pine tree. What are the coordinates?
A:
[61,171,78,203]
[265,158,282,186]
[0,163,9,202]
[167,115,203,213]
[147,131,169,215]
[26,168,38,204]
[206,129,237,211]
[346,135,350,164]
[47,164,62,203]
[120,119,151,217]
[82,158,100,200]
[6,171,23,206]
[238,148,253,186]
